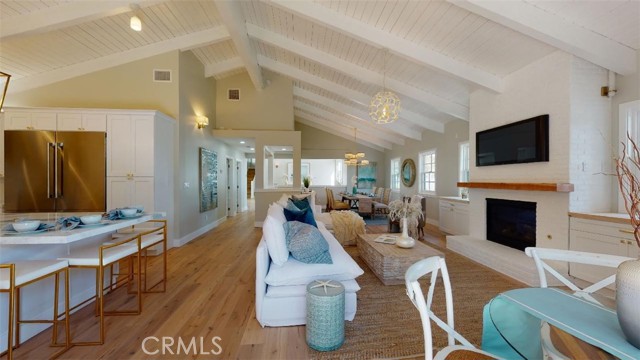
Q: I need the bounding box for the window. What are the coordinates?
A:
[390,158,400,190]
[459,142,470,197]
[419,150,436,193]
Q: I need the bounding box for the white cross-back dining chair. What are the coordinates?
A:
[405,256,502,360]
[525,247,635,360]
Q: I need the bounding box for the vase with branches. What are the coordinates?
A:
[388,198,423,248]
[615,135,640,347]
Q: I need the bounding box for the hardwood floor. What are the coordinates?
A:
[2,207,608,360]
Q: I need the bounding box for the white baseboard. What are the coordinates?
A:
[172,217,226,248]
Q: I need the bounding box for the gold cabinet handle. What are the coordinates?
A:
[628,240,634,246]
[620,240,626,244]
[619,229,634,234]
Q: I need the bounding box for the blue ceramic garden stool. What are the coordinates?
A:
[306,280,345,351]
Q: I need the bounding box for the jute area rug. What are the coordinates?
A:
[310,226,523,360]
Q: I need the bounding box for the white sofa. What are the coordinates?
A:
[255,202,364,327]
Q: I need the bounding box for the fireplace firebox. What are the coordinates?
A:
[486,198,536,251]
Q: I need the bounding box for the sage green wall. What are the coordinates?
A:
[7,52,180,118]
[215,71,294,130]
[177,52,249,238]
[385,120,469,222]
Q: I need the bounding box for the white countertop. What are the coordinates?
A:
[440,196,470,204]
[0,213,158,244]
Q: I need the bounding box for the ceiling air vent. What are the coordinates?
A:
[153,69,172,82]
[228,88,240,101]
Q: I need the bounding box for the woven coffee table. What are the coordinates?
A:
[357,233,444,285]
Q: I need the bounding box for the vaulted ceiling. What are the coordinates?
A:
[1,0,638,148]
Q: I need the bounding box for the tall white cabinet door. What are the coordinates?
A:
[107,177,133,210]
[133,177,154,212]
[107,115,134,176]
[57,113,83,131]
[132,116,154,176]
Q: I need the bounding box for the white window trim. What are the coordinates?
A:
[459,141,470,197]
[419,149,436,195]
[390,157,401,191]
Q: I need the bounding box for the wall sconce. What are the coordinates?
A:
[0,71,11,112]
[196,115,209,129]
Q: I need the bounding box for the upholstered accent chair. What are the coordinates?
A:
[373,188,392,219]
[325,188,350,211]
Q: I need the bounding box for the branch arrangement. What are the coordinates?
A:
[616,134,640,248]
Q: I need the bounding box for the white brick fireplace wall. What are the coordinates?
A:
[448,51,612,285]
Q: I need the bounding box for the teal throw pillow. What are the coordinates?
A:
[283,205,317,228]
[289,197,310,211]
[283,221,332,264]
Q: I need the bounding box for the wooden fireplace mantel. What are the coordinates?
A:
[457,182,574,192]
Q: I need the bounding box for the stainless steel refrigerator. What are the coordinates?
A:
[4,131,106,212]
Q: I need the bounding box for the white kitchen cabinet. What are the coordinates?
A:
[569,216,639,284]
[58,113,106,132]
[439,199,469,235]
[4,111,56,130]
[107,114,154,177]
[107,176,154,212]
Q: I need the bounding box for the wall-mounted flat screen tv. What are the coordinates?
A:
[476,115,549,167]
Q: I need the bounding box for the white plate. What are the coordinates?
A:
[78,221,111,228]
[2,228,49,236]
[119,213,144,220]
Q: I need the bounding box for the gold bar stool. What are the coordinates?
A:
[58,234,141,346]
[112,220,167,293]
[0,260,71,360]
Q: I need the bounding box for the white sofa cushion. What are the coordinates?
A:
[263,204,289,266]
[266,279,360,298]
[265,226,364,286]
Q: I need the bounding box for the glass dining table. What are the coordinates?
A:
[482,288,640,360]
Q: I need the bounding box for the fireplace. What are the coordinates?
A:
[486,198,536,251]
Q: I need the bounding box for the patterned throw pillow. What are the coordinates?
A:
[284,221,333,264]
[283,205,318,228]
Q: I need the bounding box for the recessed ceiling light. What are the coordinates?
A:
[130,15,142,31]
[250,147,255,151]
[281,148,286,151]
[240,141,245,144]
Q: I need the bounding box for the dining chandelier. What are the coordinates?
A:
[345,128,369,166]
[369,49,400,124]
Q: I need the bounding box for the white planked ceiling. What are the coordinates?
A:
[1,0,637,147]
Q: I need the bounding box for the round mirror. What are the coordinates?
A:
[401,159,416,187]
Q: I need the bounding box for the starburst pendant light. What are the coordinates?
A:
[369,49,400,124]
[345,128,369,166]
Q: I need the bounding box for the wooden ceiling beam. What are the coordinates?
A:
[294,100,405,146]
[449,0,637,75]
[265,0,503,92]
[258,55,444,134]
[293,87,418,142]
[214,0,264,90]
[0,0,161,39]
[205,57,245,78]
[247,23,468,120]
[294,113,391,151]
[9,27,229,93]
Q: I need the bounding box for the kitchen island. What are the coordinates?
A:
[0,212,165,352]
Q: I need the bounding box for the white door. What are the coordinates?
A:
[236,160,241,213]
[226,158,233,216]
[107,115,133,176]
[132,115,154,176]
[133,177,154,212]
[31,113,57,130]
[107,177,133,210]
[4,113,32,130]
[82,114,107,132]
